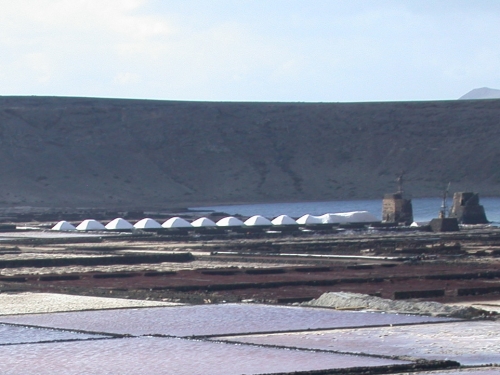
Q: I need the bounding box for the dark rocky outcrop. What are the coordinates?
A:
[0,96,500,209]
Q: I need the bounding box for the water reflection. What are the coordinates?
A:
[224,321,500,366]
[0,323,106,345]
[0,336,408,375]
[0,304,451,337]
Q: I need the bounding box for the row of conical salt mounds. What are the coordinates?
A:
[51,211,379,231]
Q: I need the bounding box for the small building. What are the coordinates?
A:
[449,192,488,224]
[382,193,413,225]
[429,217,459,232]
[382,173,414,225]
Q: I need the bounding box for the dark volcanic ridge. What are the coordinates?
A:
[1,96,500,210]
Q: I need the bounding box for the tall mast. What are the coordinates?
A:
[397,170,404,195]
[439,182,451,219]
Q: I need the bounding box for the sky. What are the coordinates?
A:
[0,0,499,103]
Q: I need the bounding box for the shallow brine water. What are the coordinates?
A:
[0,323,106,345]
[0,304,452,337]
[223,321,500,366]
[0,336,408,375]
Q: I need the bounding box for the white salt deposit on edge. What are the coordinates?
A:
[216,216,244,227]
[162,217,192,228]
[303,292,487,319]
[244,215,272,226]
[0,293,183,315]
[51,221,76,231]
[271,215,297,226]
[191,217,217,227]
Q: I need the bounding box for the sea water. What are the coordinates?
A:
[192,197,500,224]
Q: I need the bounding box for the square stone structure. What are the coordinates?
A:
[429,217,459,232]
[382,193,413,225]
[449,192,488,224]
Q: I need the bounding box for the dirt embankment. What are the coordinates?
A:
[1,96,500,210]
[303,292,489,319]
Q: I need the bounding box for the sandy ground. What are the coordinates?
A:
[0,292,182,315]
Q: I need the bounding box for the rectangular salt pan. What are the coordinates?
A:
[0,323,107,345]
[0,304,453,337]
[0,337,409,375]
[224,321,500,366]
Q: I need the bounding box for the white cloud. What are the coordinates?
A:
[0,1,500,101]
[22,52,53,83]
[114,72,141,85]
[0,0,175,95]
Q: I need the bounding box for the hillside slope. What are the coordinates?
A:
[459,87,500,100]
[0,96,499,209]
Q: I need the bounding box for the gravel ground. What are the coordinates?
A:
[450,300,500,314]
[0,292,182,315]
[302,292,493,319]
[0,259,305,276]
[392,369,500,374]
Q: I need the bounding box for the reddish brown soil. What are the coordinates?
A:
[11,257,500,304]
[1,227,499,305]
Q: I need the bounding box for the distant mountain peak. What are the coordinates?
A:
[459,87,500,100]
